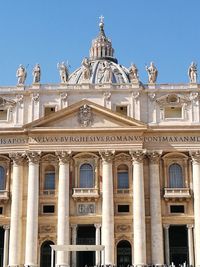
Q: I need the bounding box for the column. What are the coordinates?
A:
[9,153,24,267]
[3,225,9,267]
[148,151,164,266]
[71,224,77,267]
[163,224,170,266]
[190,151,200,267]
[187,224,194,267]
[56,151,71,267]
[95,224,101,266]
[130,150,146,266]
[25,152,40,267]
[100,151,115,266]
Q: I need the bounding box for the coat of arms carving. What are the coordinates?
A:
[78,104,93,127]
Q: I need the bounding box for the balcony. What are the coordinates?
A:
[0,190,9,202]
[164,187,191,200]
[40,190,56,196]
[72,188,99,201]
[114,189,131,195]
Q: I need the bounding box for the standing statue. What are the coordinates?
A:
[32,64,41,83]
[145,62,158,83]
[101,61,112,83]
[129,64,139,82]
[16,64,27,85]
[188,62,197,83]
[81,58,91,81]
[57,62,69,83]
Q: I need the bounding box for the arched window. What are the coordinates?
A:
[44,166,55,191]
[40,240,54,267]
[80,163,93,188]
[169,163,184,188]
[0,167,5,191]
[117,164,129,189]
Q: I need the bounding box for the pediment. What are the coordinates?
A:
[156,93,190,106]
[24,99,147,130]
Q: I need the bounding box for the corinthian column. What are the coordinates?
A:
[56,151,71,267]
[130,150,146,266]
[190,151,200,267]
[100,150,115,266]
[25,152,40,267]
[9,153,24,267]
[148,151,164,266]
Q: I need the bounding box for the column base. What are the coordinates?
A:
[56,265,70,267]
[24,265,38,267]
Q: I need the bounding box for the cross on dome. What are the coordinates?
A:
[99,15,104,23]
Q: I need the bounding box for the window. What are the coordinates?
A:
[0,167,5,190]
[165,107,182,119]
[117,164,129,189]
[169,163,184,188]
[116,106,127,116]
[170,205,185,213]
[0,207,3,215]
[44,166,55,192]
[0,110,7,120]
[117,205,129,213]
[80,163,93,188]
[44,107,55,116]
[42,205,55,214]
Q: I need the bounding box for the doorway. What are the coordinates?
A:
[117,240,132,267]
[40,240,54,267]
[77,225,95,267]
[169,225,188,266]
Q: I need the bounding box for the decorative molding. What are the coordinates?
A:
[77,203,95,215]
[41,153,58,163]
[132,92,140,100]
[15,94,23,105]
[60,92,68,101]
[115,153,131,162]
[0,97,16,108]
[116,224,131,232]
[31,93,39,102]
[39,225,56,233]
[3,225,10,230]
[156,93,190,107]
[103,92,111,100]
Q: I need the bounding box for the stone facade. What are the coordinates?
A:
[0,19,199,267]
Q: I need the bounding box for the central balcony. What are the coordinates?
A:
[164,187,191,200]
[72,188,99,201]
[0,190,9,202]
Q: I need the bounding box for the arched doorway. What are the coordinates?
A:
[40,240,54,267]
[117,240,132,267]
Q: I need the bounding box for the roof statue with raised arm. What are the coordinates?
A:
[57,61,69,83]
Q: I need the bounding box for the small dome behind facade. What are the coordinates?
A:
[68,17,131,85]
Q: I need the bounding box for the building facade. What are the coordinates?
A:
[0,19,199,267]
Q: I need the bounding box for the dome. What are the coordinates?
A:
[68,17,131,85]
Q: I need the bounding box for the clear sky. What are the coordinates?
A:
[0,0,199,85]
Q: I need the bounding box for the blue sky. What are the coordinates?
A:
[0,0,199,85]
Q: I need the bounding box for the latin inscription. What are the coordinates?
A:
[1,135,200,145]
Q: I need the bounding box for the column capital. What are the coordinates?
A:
[163,224,170,230]
[71,224,77,230]
[99,150,115,163]
[190,150,200,164]
[56,151,71,164]
[94,224,101,229]
[147,150,162,164]
[129,150,146,163]
[9,152,25,166]
[3,225,10,230]
[26,151,41,164]
[187,224,194,229]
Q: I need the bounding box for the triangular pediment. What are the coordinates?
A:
[24,99,147,130]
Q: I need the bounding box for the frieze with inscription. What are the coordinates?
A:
[1,134,200,146]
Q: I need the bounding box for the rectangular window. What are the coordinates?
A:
[44,107,55,116]
[0,110,8,120]
[0,207,3,214]
[165,107,182,118]
[117,204,129,213]
[42,205,55,214]
[170,205,185,213]
[116,106,127,116]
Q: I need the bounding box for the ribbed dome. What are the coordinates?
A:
[68,59,130,84]
[68,17,131,85]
